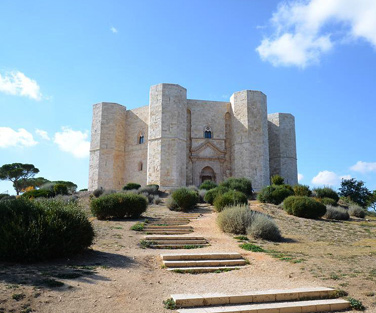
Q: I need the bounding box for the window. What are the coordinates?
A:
[138,134,144,144]
[138,161,143,171]
[204,126,212,139]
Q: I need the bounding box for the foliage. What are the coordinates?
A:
[246,213,281,241]
[368,190,376,212]
[18,177,50,192]
[0,163,39,195]
[153,195,162,205]
[131,222,144,231]
[239,243,265,252]
[166,196,179,210]
[213,190,248,212]
[170,187,199,211]
[199,180,218,190]
[139,185,159,195]
[217,205,255,234]
[123,183,141,190]
[339,178,371,208]
[53,183,69,196]
[93,188,104,198]
[270,174,284,185]
[187,185,199,193]
[52,181,77,193]
[347,297,365,310]
[348,204,366,218]
[21,189,54,199]
[220,177,253,196]
[0,194,9,200]
[198,189,207,203]
[319,197,338,206]
[163,298,176,310]
[257,185,294,205]
[324,205,350,220]
[313,187,339,202]
[283,196,326,219]
[90,193,148,219]
[0,198,94,262]
[293,184,312,197]
[204,186,229,204]
[146,184,159,191]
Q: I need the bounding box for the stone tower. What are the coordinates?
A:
[268,113,298,186]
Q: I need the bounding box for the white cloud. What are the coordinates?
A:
[53,127,90,158]
[311,170,351,186]
[350,161,376,173]
[256,0,376,67]
[0,127,38,148]
[0,71,42,100]
[110,26,118,33]
[298,173,304,182]
[35,129,50,141]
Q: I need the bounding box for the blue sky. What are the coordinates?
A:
[1,0,375,194]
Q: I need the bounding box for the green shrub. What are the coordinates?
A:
[139,185,159,195]
[123,183,141,190]
[199,180,218,190]
[271,175,284,185]
[246,213,281,241]
[217,205,255,234]
[283,196,326,219]
[146,184,159,191]
[348,204,365,218]
[204,186,229,204]
[21,189,54,199]
[240,243,265,252]
[0,198,94,262]
[313,187,339,202]
[257,185,294,205]
[166,196,179,210]
[0,194,9,200]
[324,205,350,220]
[220,177,253,196]
[198,189,207,203]
[93,188,104,198]
[153,195,162,205]
[187,185,199,193]
[213,190,248,212]
[170,188,199,212]
[53,183,68,196]
[90,193,148,219]
[0,195,16,201]
[293,184,312,197]
[319,197,338,206]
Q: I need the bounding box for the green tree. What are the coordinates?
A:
[339,178,371,208]
[0,163,39,195]
[16,177,50,192]
[367,190,376,212]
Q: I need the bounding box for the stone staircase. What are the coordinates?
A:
[170,287,350,312]
[161,252,247,273]
[143,235,209,249]
[143,225,194,235]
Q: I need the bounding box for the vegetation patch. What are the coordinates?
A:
[169,187,199,212]
[283,196,326,219]
[257,185,294,205]
[347,297,365,310]
[199,180,217,190]
[213,190,248,212]
[163,298,177,310]
[240,243,264,252]
[131,222,145,231]
[324,205,350,220]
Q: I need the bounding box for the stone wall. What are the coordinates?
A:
[268,113,298,185]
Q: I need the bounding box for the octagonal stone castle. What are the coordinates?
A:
[88,83,298,191]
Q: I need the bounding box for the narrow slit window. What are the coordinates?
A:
[139,134,144,144]
[204,126,212,139]
[138,161,143,171]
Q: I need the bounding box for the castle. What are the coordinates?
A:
[88,83,298,191]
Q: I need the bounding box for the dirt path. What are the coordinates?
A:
[0,202,360,312]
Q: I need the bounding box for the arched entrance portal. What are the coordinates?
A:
[200,166,216,184]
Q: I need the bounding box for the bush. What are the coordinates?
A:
[123,183,141,190]
[90,193,148,219]
[139,185,159,195]
[0,198,94,262]
[246,213,281,241]
[21,189,54,199]
[170,188,199,212]
[53,183,68,196]
[204,186,229,205]
[271,175,284,185]
[257,185,294,205]
[166,196,179,210]
[283,196,326,219]
[198,189,207,203]
[348,204,366,218]
[93,188,104,198]
[0,195,16,201]
[324,205,350,220]
[0,194,9,200]
[187,185,199,193]
[319,197,338,206]
[199,180,218,190]
[153,195,162,205]
[220,177,253,196]
[293,184,312,197]
[146,184,159,191]
[213,190,248,212]
[313,187,339,202]
[217,205,255,234]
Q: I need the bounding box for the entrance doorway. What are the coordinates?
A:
[200,166,216,184]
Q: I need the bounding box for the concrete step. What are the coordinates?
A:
[152,240,208,245]
[164,259,246,268]
[149,221,190,225]
[144,226,193,229]
[145,231,193,235]
[167,266,241,273]
[161,253,242,261]
[172,287,337,307]
[145,235,205,240]
[176,299,350,313]
[150,244,209,249]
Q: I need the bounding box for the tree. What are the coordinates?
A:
[0,163,39,195]
[367,190,376,212]
[17,177,50,192]
[339,178,371,208]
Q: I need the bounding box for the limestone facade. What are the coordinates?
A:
[88,83,298,191]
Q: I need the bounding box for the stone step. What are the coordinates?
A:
[145,235,205,240]
[161,253,243,261]
[164,259,246,268]
[145,231,193,235]
[167,266,241,273]
[176,299,350,313]
[148,221,190,225]
[144,226,193,229]
[152,240,208,245]
[149,244,209,249]
[172,287,337,307]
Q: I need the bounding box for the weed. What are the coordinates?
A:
[163,298,176,310]
[140,240,155,249]
[183,245,204,249]
[330,273,340,280]
[239,243,264,252]
[234,236,248,241]
[12,293,26,301]
[214,268,239,273]
[131,222,144,231]
[335,289,348,297]
[347,297,365,310]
